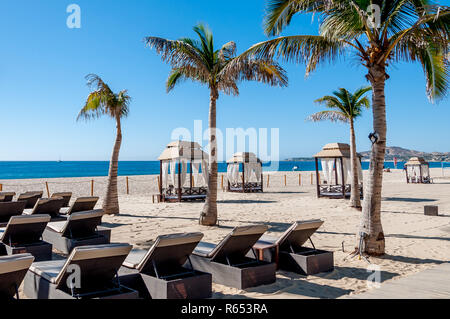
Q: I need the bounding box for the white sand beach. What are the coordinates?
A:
[1,168,449,299]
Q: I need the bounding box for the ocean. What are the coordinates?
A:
[0,161,449,180]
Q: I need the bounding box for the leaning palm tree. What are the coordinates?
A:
[308,86,372,208]
[78,74,131,215]
[145,24,288,226]
[239,0,449,255]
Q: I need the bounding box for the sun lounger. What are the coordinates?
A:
[0,192,15,203]
[17,191,43,209]
[23,197,65,219]
[0,215,52,261]
[0,201,27,227]
[24,243,138,299]
[59,196,99,215]
[51,192,72,207]
[189,225,276,289]
[42,210,110,254]
[0,253,34,299]
[119,233,212,299]
[253,220,334,275]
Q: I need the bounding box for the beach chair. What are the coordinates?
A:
[42,210,110,254]
[24,244,139,299]
[23,197,65,219]
[0,192,15,203]
[59,196,99,215]
[0,201,27,227]
[253,220,334,275]
[0,215,52,261]
[189,225,276,289]
[17,191,44,209]
[0,253,34,299]
[119,233,212,299]
[51,192,72,207]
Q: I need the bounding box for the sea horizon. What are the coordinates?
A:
[1,160,449,180]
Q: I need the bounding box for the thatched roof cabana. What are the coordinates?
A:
[404,157,432,184]
[226,152,263,193]
[313,143,363,199]
[158,141,209,202]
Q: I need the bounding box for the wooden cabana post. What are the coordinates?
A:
[405,157,432,184]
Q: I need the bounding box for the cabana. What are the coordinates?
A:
[405,157,432,184]
[226,153,263,193]
[314,143,363,199]
[158,141,209,202]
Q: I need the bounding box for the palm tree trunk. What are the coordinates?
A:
[349,119,361,208]
[359,64,386,255]
[103,116,122,215]
[200,87,219,226]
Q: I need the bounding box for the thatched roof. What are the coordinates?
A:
[158,141,209,161]
[314,143,362,158]
[405,157,428,166]
[227,152,262,164]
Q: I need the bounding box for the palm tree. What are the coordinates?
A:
[239,0,449,255]
[78,74,131,215]
[145,24,288,226]
[308,86,372,208]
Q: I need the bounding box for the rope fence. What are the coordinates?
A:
[0,173,320,198]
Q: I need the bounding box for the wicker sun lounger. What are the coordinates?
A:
[23,197,65,219]
[51,192,72,207]
[189,225,276,289]
[0,253,34,299]
[119,232,212,299]
[59,196,99,215]
[17,192,43,209]
[253,220,334,275]
[0,215,52,261]
[0,201,27,227]
[24,244,138,299]
[0,192,15,203]
[42,210,110,254]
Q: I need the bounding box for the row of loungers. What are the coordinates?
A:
[0,220,334,299]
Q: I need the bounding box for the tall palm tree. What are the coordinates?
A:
[239,0,449,255]
[308,86,372,208]
[145,24,288,226]
[78,74,131,215]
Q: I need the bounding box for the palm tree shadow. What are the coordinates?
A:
[380,254,447,265]
[317,266,400,282]
[218,200,278,204]
[382,197,437,203]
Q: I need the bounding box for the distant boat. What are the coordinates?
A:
[293,166,299,171]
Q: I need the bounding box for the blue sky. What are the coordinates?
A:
[0,0,449,161]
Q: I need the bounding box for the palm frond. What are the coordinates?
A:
[307,110,349,123]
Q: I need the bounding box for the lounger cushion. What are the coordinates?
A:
[29,260,66,284]
[123,249,147,269]
[46,210,104,234]
[46,221,66,233]
[193,225,268,259]
[0,253,34,275]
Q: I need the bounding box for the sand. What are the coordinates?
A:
[1,168,449,299]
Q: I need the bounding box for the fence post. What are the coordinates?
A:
[45,182,50,197]
[284,175,287,187]
[299,174,302,186]
[126,177,129,195]
[91,180,94,196]
[0,184,2,191]
[267,175,270,188]
[221,175,224,190]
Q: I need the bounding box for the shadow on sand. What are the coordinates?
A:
[382,197,437,203]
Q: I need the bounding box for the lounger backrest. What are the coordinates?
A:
[211,225,268,261]
[60,210,104,238]
[31,198,65,217]
[277,220,324,251]
[0,201,27,224]
[0,254,34,299]
[0,192,15,203]
[17,192,43,209]
[137,233,203,273]
[54,244,132,290]
[1,215,51,245]
[67,197,99,215]
[51,192,72,207]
